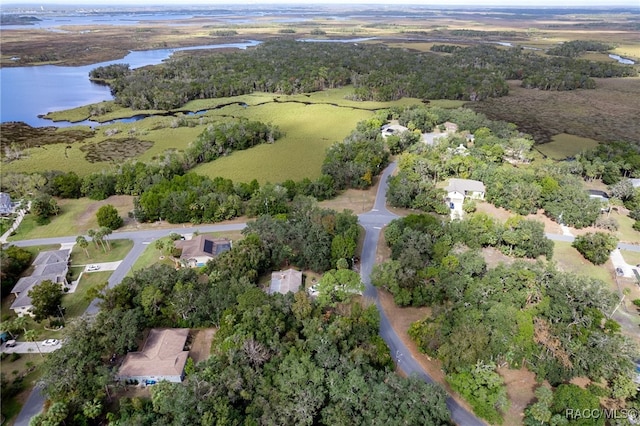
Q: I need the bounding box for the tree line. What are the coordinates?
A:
[94,40,635,110]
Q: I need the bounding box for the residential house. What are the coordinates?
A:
[381,124,409,139]
[174,235,231,267]
[0,192,13,215]
[445,178,486,220]
[443,122,459,133]
[10,249,70,317]
[269,268,303,295]
[117,328,190,384]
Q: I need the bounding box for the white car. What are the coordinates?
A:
[87,265,100,271]
[42,339,59,346]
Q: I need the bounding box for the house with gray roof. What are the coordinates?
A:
[269,268,303,295]
[445,178,486,220]
[10,249,70,317]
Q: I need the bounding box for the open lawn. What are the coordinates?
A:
[552,241,614,286]
[62,271,111,318]
[70,239,133,265]
[8,196,134,241]
[194,102,373,183]
[621,250,640,267]
[614,214,640,244]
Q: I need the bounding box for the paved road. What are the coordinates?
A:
[358,162,485,426]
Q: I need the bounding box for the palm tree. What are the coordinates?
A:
[99,226,112,251]
[24,329,43,358]
[87,228,99,249]
[76,235,90,258]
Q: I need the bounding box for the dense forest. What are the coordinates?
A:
[371,214,638,424]
[91,40,636,110]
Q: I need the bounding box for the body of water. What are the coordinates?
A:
[609,54,635,65]
[0,40,260,127]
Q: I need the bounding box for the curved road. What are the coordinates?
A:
[24,161,640,424]
[10,161,640,425]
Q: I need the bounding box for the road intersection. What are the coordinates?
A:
[8,161,640,425]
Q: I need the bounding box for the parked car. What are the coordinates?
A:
[616,267,624,276]
[42,339,59,346]
[87,265,100,271]
[5,339,16,347]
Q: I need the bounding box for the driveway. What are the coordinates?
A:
[610,249,639,278]
[82,261,122,272]
[1,340,61,354]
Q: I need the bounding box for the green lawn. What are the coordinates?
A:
[0,353,46,425]
[535,133,599,160]
[8,198,132,241]
[621,250,640,267]
[614,214,640,244]
[62,271,111,318]
[553,241,613,286]
[69,239,133,265]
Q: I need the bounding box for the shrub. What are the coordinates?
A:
[571,232,618,265]
[96,204,123,230]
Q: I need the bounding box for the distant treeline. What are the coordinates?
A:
[92,40,636,111]
[449,29,518,37]
[0,15,41,25]
[546,40,613,57]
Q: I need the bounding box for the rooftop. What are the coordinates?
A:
[269,269,303,295]
[118,328,189,380]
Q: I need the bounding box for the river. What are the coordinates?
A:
[0,40,260,127]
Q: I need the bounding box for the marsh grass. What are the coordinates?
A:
[534,133,599,160]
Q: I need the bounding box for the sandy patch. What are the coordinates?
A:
[188,328,216,363]
[74,195,135,230]
[498,367,538,426]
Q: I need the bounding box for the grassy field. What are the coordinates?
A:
[62,271,111,318]
[8,196,134,241]
[553,241,614,286]
[0,353,46,425]
[615,215,640,244]
[69,239,133,265]
[534,133,599,160]
[621,250,640,267]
